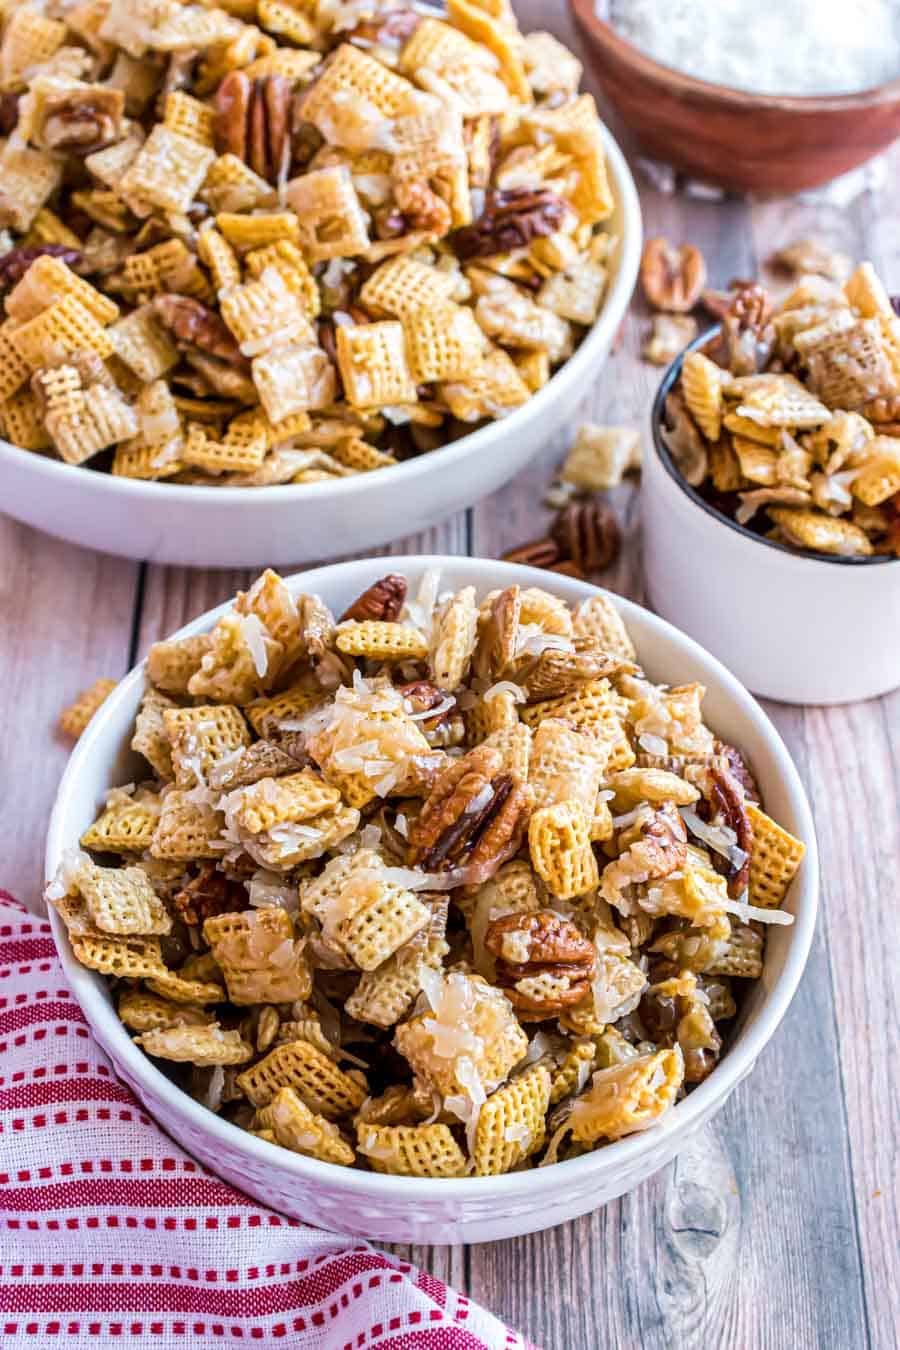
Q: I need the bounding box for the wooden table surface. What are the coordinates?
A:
[3,6,898,1347]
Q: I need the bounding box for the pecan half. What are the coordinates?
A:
[339,574,407,623]
[0,244,82,290]
[173,867,248,926]
[501,537,562,569]
[486,909,596,1015]
[450,187,569,260]
[473,585,520,682]
[640,237,706,313]
[551,500,621,573]
[699,762,754,898]
[714,740,760,804]
[215,71,293,184]
[407,745,532,879]
[153,293,247,367]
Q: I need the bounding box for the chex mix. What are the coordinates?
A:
[663,263,900,558]
[49,567,805,1176]
[0,1,618,486]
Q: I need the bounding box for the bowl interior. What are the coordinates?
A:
[652,329,898,568]
[45,557,818,1200]
[572,0,900,107]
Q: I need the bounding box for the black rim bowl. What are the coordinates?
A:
[651,327,897,567]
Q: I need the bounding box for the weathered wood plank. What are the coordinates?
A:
[132,516,469,655]
[0,519,138,907]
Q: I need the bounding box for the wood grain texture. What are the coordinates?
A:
[1,6,898,1347]
[0,518,138,901]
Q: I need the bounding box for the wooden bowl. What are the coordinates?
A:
[570,0,900,192]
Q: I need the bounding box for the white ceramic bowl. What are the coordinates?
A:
[1,132,640,569]
[644,336,900,705]
[45,556,817,1244]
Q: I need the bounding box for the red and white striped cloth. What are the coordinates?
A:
[0,895,535,1349]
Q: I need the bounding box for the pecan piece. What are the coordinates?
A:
[344,8,421,47]
[397,680,451,721]
[451,187,569,260]
[182,350,257,402]
[486,909,596,1015]
[153,293,247,368]
[767,238,850,282]
[215,71,293,184]
[407,745,532,880]
[40,87,125,154]
[551,500,621,573]
[173,867,248,926]
[393,176,452,236]
[339,574,407,623]
[640,237,707,313]
[708,283,776,375]
[0,92,20,135]
[398,681,464,748]
[0,244,82,290]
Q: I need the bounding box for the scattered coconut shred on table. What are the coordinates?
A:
[600,0,900,95]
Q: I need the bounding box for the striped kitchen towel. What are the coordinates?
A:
[0,895,534,1349]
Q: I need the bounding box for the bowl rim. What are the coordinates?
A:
[0,127,641,510]
[45,556,819,1201]
[570,0,900,108]
[651,327,899,568]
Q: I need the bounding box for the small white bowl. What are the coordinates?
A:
[1,131,640,569]
[644,340,900,705]
[45,556,817,1244]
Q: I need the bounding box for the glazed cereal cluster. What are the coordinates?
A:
[663,262,900,558]
[48,568,805,1176]
[0,1,617,485]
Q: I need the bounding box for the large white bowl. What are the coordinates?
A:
[45,557,817,1244]
[644,334,900,704]
[2,131,640,568]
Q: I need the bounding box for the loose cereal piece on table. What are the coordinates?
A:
[561,424,642,490]
[59,678,116,739]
